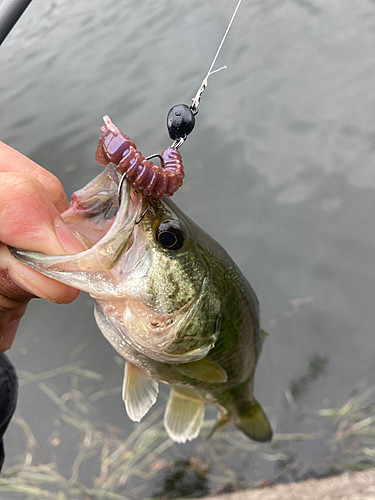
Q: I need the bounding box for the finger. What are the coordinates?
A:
[4,247,80,304]
[0,245,79,305]
[0,304,28,353]
[0,141,69,213]
[0,172,81,254]
[0,173,83,303]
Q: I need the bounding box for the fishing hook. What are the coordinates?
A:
[117,172,149,224]
[145,153,165,164]
[117,172,127,208]
[135,206,149,225]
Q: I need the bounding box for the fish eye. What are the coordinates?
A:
[155,220,185,250]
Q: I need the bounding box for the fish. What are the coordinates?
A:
[9,131,272,444]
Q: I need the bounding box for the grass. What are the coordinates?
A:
[2,361,375,499]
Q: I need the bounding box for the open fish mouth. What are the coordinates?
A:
[9,164,144,297]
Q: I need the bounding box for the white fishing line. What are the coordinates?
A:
[191,0,243,112]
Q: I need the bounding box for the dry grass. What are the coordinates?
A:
[2,361,375,499]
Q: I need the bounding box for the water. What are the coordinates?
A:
[1,0,375,497]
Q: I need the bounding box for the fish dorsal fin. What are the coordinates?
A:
[234,399,273,442]
[122,362,159,422]
[174,357,227,383]
[164,387,205,443]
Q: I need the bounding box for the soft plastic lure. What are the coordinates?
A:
[95,115,184,199]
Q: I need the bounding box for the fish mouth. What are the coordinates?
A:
[9,167,144,297]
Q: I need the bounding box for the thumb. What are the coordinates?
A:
[0,172,82,254]
[0,172,83,303]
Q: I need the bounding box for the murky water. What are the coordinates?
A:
[1,0,375,497]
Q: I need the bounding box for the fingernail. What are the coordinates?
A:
[0,319,20,351]
[54,216,83,253]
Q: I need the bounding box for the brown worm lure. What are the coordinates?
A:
[95,115,184,199]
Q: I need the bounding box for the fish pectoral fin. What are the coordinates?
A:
[234,399,273,442]
[174,357,227,383]
[122,362,159,422]
[164,386,205,443]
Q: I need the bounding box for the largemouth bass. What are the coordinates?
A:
[10,132,272,444]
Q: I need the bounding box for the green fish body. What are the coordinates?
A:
[10,162,272,443]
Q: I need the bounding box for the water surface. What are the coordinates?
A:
[1,0,375,497]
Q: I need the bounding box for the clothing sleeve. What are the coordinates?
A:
[0,353,18,471]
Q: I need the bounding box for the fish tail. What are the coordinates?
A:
[208,399,272,442]
[234,399,273,442]
[208,393,273,442]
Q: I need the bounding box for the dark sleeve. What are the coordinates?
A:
[0,354,18,471]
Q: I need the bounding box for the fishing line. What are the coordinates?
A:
[191,0,243,113]
[167,0,243,148]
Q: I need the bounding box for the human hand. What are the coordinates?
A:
[0,142,83,352]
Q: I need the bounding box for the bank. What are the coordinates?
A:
[205,469,375,500]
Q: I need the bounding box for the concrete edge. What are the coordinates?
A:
[205,469,375,500]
